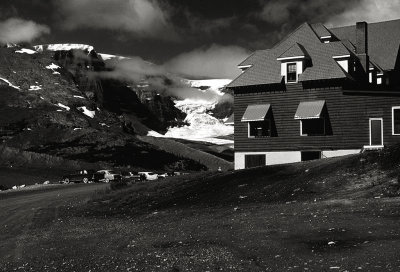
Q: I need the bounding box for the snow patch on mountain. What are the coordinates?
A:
[0,77,20,90]
[45,63,61,75]
[78,106,95,118]
[34,44,94,52]
[57,103,70,111]
[148,78,233,145]
[163,99,233,144]
[29,85,42,91]
[15,48,37,54]
[46,63,60,70]
[99,53,129,61]
[185,79,231,97]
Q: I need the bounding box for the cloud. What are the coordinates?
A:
[257,0,362,26]
[96,57,220,101]
[259,1,292,24]
[99,56,166,82]
[326,0,400,27]
[164,44,250,79]
[0,18,50,43]
[56,0,178,40]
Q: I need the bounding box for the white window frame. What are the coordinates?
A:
[300,118,325,136]
[364,118,384,148]
[248,120,271,138]
[392,106,400,135]
[286,62,298,83]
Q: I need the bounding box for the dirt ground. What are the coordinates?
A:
[1,178,400,271]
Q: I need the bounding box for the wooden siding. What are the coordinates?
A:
[234,83,400,152]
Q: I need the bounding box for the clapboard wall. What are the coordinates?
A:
[233,83,400,152]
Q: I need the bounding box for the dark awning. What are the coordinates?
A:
[241,104,271,122]
[294,100,325,119]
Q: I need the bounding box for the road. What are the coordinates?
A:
[0,183,108,261]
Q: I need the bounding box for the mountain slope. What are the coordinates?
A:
[0,46,232,172]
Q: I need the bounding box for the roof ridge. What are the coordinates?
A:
[272,22,312,50]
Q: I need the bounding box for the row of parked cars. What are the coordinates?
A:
[61,169,174,184]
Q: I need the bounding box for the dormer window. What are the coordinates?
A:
[238,65,251,73]
[320,35,332,43]
[277,43,309,84]
[332,55,350,73]
[287,63,297,83]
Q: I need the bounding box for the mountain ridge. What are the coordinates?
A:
[0,44,233,173]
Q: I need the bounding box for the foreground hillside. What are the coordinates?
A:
[88,146,400,215]
[1,147,400,271]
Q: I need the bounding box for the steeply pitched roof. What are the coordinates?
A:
[277,43,309,59]
[330,19,400,71]
[228,23,351,88]
[310,23,332,38]
[238,50,268,67]
[228,19,400,89]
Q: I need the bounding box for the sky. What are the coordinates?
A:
[0,0,399,79]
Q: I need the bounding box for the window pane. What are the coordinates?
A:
[301,119,325,136]
[394,109,400,134]
[288,64,297,72]
[249,121,270,137]
[287,63,297,82]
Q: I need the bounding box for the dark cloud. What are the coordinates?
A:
[326,0,400,27]
[258,0,359,25]
[0,17,50,43]
[55,0,179,41]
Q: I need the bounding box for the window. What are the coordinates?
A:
[392,107,400,135]
[377,76,383,85]
[301,119,325,136]
[287,63,297,83]
[301,151,321,161]
[245,154,266,169]
[249,120,271,138]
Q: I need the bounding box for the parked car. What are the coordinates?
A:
[138,172,158,181]
[157,173,168,179]
[93,170,122,183]
[121,171,140,181]
[61,170,95,184]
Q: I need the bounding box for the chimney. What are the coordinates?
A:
[356,21,369,81]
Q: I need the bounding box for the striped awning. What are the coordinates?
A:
[294,100,325,119]
[241,104,271,122]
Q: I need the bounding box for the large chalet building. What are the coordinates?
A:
[227,19,400,169]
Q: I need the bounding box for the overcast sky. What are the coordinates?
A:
[0,0,399,79]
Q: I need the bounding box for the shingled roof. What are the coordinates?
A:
[228,19,400,89]
[228,23,352,88]
[330,19,400,71]
[277,43,309,59]
[310,23,332,39]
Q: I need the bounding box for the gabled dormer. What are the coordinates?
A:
[277,43,310,84]
[311,23,335,43]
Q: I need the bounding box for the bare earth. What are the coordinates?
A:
[1,178,400,271]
